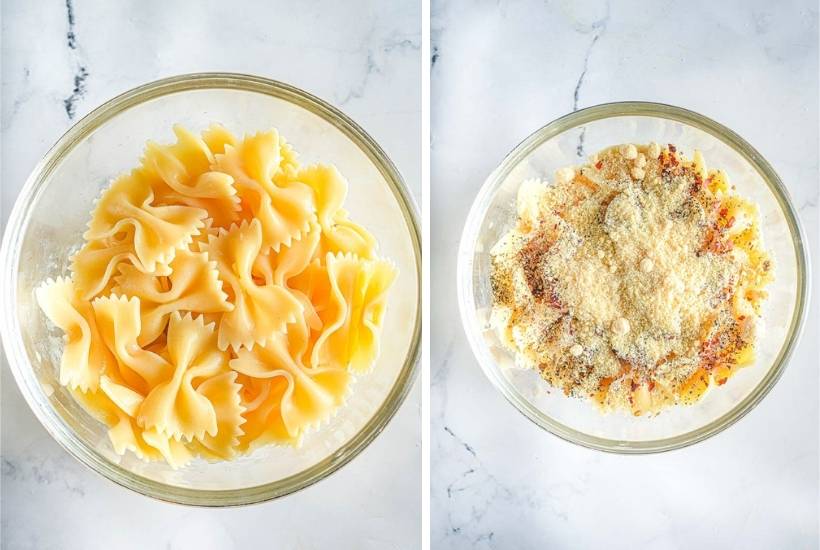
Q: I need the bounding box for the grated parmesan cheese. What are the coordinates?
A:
[490,143,773,415]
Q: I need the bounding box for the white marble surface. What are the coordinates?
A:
[1,1,420,549]
[432,1,818,548]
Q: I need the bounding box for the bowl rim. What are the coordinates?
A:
[457,101,810,454]
[0,72,421,505]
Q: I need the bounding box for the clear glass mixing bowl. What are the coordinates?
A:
[457,102,809,453]
[0,73,421,504]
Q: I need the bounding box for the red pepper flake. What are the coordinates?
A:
[717,378,727,386]
[595,160,603,170]
[546,288,564,310]
[668,144,677,153]
[648,380,656,392]
[711,238,733,254]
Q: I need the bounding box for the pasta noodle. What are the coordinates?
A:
[141,125,242,229]
[85,172,208,272]
[214,130,313,252]
[70,229,170,301]
[35,277,115,392]
[36,125,395,466]
[294,164,377,258]
[205,219,304,352]
[112,248,232,346]
[310,253,397,373]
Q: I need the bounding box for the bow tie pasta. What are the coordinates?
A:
[36,124,395,467]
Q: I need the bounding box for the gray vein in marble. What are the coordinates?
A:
[474,531,495,545]
[435,376,578,543]
[443,426,476,457]
[65,0,78,49]
[432,339,455,438]
[571,33,602,113]
[438,423,532,543]
[573,1,611,157]
[385,36,421,53]
[63,0,89,119]
[2,454,86,497]
[338,32,420,106]
[340,51,379,106]
[2,457,18,477]
[446,468,475,498]
[439,447,517,544]
[64,66,89,119]
[799,196,818,212]
[433,338,456,386]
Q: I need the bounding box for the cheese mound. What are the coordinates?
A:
[490,143,772,415]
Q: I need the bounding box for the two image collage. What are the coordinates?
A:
[1,0,817,548]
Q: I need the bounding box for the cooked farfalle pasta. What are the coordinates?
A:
[36,124,395,467]
[140,126,242,229]
[214,130,312,252]
[112,248,232,346]
[311,253,397,373]
[296,164,378,258]
[35,277,116,392]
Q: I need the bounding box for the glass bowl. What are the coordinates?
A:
[457,102,809,453]
[0,73,421,504]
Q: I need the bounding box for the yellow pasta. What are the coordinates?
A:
[36,125,395,467]
[230,337,350,445]
[112,248,232,346]
[70,229,170,301]
[189,370,246,460]
[35,277,115,392]
[204,218,304,352]
[141,125,242,229]
[85,172,207,272]
[214,130,313,252]
[311,253,397,373]
[294,164,377,258]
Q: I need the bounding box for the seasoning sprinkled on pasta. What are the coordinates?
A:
[490,143,772,415]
